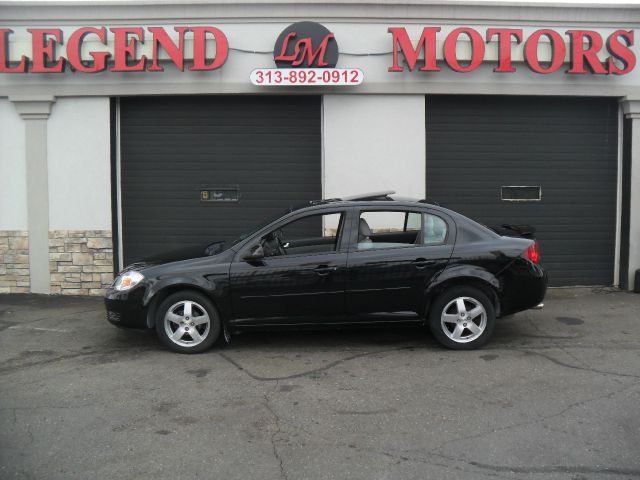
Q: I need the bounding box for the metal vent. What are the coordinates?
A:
[501,186,542,202]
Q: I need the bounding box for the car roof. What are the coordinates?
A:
[298,191,443,212]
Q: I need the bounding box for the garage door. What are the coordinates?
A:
[426,96,618,286]
[119,96,321,266]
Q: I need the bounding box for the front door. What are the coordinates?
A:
[346,209,454,316]
[230,211,348,325]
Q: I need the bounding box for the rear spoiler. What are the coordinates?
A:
[489,224,536,239]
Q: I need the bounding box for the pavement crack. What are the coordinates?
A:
[0,347,155,375]
[0,308,103,329]
[514,348,640,379]
[465,462,640,476]
[335,408,397,415]
[343,445,517,479]
[524,312,581,341]
[0,320,19,332]
[524,312,593,367]
[431,380,640,455]
[263,382,289,480]
[219,345,417,381]
[0,404,93,413]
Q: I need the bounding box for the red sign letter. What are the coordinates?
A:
[274,32,334,67]
[443,27,485,73]
[524,29,566,74]
[566,30,607,74]
[388,27,440,72]
[110,28,146,72]
[67,27,110,73]
[148,26,189,72]
[274,33,298,63]
[28,28,64,73]
[190,27,228,71]
[487,28,523,73]
[0,29,27,73]
[298,35,333,67]
[607,30,635,75]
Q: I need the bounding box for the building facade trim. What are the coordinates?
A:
[2,1,640,25]
[11,96,55,294]
[620,99,640,289]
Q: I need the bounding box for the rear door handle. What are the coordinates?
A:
[412,258,436,269]
[314,265,338,276]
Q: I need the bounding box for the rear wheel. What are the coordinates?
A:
[155,291,221,354]
[429,286,495,350]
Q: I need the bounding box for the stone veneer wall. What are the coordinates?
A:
[49,230,114,296]
[0,231,30,293]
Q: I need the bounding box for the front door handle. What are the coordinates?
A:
[412,258,436,269]
[314,265,338,276]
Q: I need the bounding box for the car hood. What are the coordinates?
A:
[122,242,230,271]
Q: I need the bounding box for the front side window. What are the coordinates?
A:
[357,211,448,249]
[262,212,343,257]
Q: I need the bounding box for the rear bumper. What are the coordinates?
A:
[104,285,148,329]
[499,259,548,317]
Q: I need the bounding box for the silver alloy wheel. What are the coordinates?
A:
[440,296,487,343]
[164,300,210,347]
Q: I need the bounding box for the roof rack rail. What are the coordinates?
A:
[342,190,396,201]
[418,199,440,206]
[308,198,341,206]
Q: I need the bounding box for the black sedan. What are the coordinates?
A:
[105,192,547,353]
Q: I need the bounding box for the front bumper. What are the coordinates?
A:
[104,285,148,329]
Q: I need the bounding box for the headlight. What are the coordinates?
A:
[113,271,144,291]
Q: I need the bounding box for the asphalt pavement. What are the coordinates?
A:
[1,288,639,480]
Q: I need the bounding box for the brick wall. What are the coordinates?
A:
[49,230,114,296]
[0,231,30,293]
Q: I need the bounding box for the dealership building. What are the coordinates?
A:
[1,0,640,295]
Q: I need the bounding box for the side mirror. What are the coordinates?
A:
[242,244,264,261]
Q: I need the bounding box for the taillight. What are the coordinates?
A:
[524,240,540,264]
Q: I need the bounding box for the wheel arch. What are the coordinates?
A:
[426,268,501,318]
[144,283,221,329]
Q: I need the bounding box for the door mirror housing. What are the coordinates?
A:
[242,244,264,261]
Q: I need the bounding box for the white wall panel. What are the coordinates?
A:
[0,99,27,230]
[48,97,111,230]
[323,95,425,201]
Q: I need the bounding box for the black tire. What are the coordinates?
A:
[428,285,496,350]
[155,290,221,354]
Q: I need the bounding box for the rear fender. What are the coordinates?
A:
[425,265,501,316]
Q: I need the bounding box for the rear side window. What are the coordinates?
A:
[357,211,420,250]
[357,211,449,250]
[422,214,448,244]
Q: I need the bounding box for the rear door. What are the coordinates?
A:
[346,208,454,317]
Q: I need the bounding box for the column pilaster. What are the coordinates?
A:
[621,100,640,290]
[11,95,56,294]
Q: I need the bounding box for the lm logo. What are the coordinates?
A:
[273,22,339,68]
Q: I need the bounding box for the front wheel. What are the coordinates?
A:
[155,291,221,354]
[429,286,495,350]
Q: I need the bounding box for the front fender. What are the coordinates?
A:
[142,275,217,307]
[142,272,230,328]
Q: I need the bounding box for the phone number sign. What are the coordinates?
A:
[250,68,364,86]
